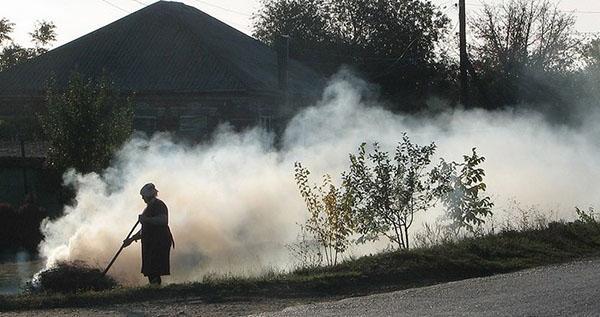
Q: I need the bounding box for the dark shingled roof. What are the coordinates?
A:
[0,1,323,96]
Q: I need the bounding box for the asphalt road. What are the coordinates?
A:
[257,259,600,317]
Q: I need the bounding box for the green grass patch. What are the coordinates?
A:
[2,220,600,311]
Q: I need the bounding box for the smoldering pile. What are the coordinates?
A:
[27,261,118,294]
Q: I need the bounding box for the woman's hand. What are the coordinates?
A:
[138,214,167,226]
[123,237,134,247]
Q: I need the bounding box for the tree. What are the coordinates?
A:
[294,162,354,266]
[582,38,600,69]
[40,73,133,174]
[469,0,578,107]
[30,20,57,54]
[253,0,451,107]
[432,148,493,233]
[575,37,600,105]
[0,18,14,45]
[0,43,36,72]
[0,18,57,71]
[344,135,436,249]
[253,0,331,71]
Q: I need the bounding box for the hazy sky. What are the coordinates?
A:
[2,0,600,49]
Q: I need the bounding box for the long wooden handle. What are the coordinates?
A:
[102,220,140,276]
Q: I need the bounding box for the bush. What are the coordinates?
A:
[27,261,119,294]
[41,73,133,174]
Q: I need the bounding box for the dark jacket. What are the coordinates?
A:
[140,198,173,276]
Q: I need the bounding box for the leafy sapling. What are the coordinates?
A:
[294,162,354,266]
[432,148,494,233]
[344,134,437,249]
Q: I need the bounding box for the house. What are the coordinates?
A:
[0,1,324,208]
[0,1,324,140]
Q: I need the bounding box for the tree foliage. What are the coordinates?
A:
[294,162,354,266]
[40,73,133,174]
[253,0,451,107]
[432,148,493,233]
[0,18,14,45]
[472,0,577,72]
[0,18,56,71]
[29,20,57,53]
[253,0,330,62]
[344,135,437,249]
[469,0,578,107]
[583,38,600,68]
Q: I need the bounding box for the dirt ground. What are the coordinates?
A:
[0,296,320,317]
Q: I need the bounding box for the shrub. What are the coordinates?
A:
[345,135,437,249]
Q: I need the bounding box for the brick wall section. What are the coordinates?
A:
[0,141,48,158]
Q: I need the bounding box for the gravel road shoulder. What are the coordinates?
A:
[256,259,600,316]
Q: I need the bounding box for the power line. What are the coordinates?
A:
[556,9,600,14]
[465,2,600,14]
[128,0,148,6]
[98,0,129,13]
[188,0,252,17]
[99,0,254,27]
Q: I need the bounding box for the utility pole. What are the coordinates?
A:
[459,0,468,105]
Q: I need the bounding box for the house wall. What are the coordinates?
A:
[132,92,285,139]
[0,90,289,141]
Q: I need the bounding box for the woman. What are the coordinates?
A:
[123,183,174,285]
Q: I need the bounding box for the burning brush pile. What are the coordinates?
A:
[27,261,119,294]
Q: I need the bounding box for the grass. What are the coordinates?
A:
[1,220,600,311]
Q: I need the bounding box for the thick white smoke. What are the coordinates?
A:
[39,71,600,285]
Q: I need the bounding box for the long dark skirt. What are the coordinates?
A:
[141,226,171,276]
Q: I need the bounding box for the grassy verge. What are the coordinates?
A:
[2,220,600,311]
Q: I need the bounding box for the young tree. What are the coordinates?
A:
[294,162,354,266]
[40,73,133,174]
[345,135,437,249]
[432,148,493,233]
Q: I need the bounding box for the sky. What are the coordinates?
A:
[1,0,600,50]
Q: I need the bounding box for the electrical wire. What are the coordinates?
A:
[188,0,252,17]
[128,0,148,6]
[98,0,129,13]
[465,2,600,14]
